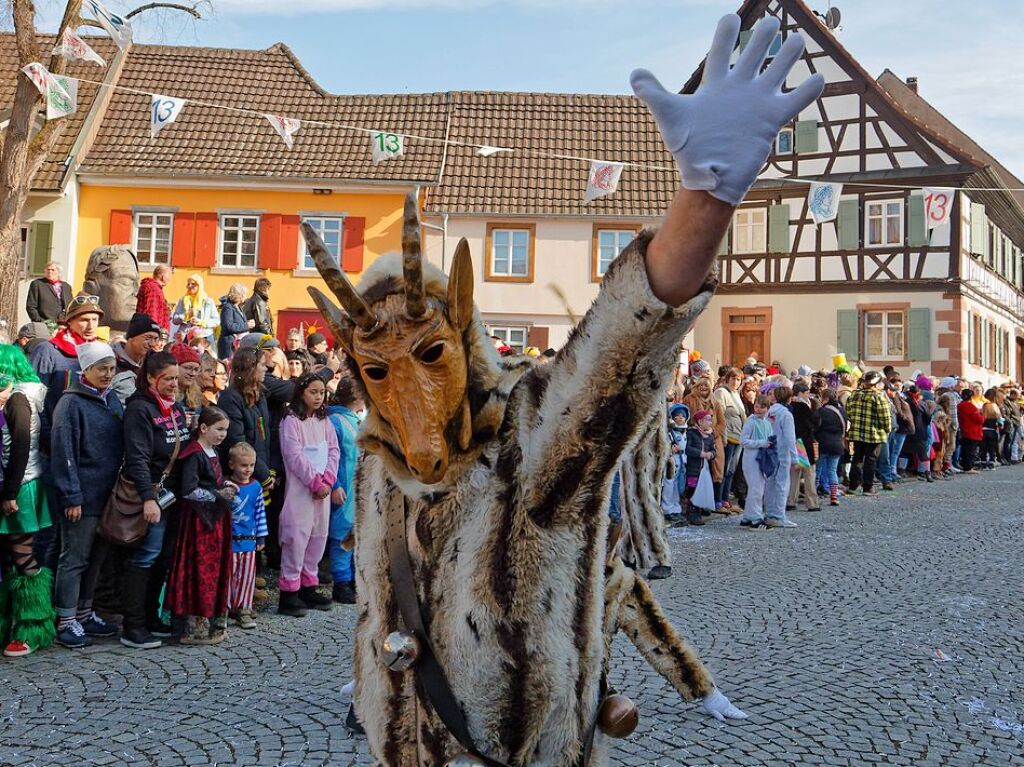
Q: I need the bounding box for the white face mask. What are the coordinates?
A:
[356,408,368,422]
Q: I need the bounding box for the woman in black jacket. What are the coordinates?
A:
[788,381,821,511]
[903,385,933,481]
[218,283,253,360]
[118,350,191,650]
[217,347,272,487]
[814,388,846,506]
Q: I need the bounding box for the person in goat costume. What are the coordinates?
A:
[304,14,822,766]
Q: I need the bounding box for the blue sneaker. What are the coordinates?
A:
[57,621,93,649]
[80,613,118,638]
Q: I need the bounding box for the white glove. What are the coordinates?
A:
[701,688,749,722]
[631,14,825,206]
[340,679,356,701]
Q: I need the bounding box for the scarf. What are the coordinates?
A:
[149,385,177,418]
[50,326,87,358]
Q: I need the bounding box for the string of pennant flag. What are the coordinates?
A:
[20,1,1024,219]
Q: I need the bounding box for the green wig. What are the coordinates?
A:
[0,344,41,387]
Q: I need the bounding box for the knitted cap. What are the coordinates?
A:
[939,376,958,390]
[169,342,201,366]
[692,409,713,422]
[126,312,161,339]
[17,322,51,340]
[78,341,115,371]
[307,332,327,348]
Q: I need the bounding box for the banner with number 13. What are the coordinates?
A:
[151,94,185,139]
[923,187,953,229]
[371,131,404,163]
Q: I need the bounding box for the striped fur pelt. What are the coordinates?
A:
[617,405,672,572]
[603,546,715,703]
[350,231,715,766]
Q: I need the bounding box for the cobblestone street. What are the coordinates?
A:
[1,468,1022,766]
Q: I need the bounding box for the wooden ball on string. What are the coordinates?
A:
[381,630,421,672]
[598,693,639,738]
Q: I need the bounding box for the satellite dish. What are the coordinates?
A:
[825,6,842,29]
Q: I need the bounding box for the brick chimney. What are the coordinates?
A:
[906,76,919,93]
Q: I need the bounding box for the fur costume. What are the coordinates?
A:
[318,228,712,766]
[0,568,56,651]
[602,530,714,702]
[616,404,672,573]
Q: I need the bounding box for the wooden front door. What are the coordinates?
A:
[730,329,766,368]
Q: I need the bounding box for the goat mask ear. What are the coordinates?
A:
[447,238,474,332]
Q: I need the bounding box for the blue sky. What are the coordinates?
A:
[41,0,1024,178]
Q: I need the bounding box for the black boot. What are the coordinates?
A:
[298,585,333,611]
[278,590,308,618]
[332,582,357,604]
[647,565,672,580]
[120,566,161,649]
[686,510,706,526]
[145,564,173,637]
[345,703,365,735]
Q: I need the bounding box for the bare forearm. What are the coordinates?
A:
[646,189,734,307]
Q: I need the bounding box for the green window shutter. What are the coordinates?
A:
[767,203,790,253]
[738,30,752,51]
[908,308,931,361]
[28,221,53,276]
[794,120,819,154]
[836,309,859,360]
[836,199,859,249]
[970,202,987,256]
[907,195,927,247]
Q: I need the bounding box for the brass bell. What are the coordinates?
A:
[382,630,421,672]
[444,753,488,766]
[598,693,639,738]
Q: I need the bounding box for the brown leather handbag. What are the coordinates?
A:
[99,414,183,547]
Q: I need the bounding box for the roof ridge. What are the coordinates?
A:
[264,41,330,98]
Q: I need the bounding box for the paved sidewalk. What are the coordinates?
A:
[1,468,1023,766]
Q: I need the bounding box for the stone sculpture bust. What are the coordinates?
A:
[81,245,140,333]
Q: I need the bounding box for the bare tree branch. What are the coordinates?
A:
[127,2,203,20]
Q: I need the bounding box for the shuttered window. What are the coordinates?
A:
[836,309,859,360]
[865,310,905,360]
[767,204,790,253]
[836,199,859,250]
[134,211,173,267]
[733,208,766,253]
[866,200,903,247]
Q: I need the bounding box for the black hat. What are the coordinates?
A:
[126,312,162,339]
[307,332,327,348]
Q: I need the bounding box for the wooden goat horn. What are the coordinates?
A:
[301,222,377,332]
[402,192,426,318]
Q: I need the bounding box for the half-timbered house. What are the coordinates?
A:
[692,0,1024,384]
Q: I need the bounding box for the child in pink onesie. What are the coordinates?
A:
[277,373,340,617]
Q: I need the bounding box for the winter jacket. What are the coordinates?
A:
[938,391,959,432]
[815,403,847,457]
[110,340,143,407]
[683,429,715,478]
[789,398,820,463]
[218,297,249,359]
[906,396,932,452]
[957,400,985,442]
[135,277,171,332]
[122,389,190,502]
[1,385,47,501]
[25,277,72,324]
[713,386,746,444]
[892,393,915,436]
[328,404,362,538]
[768,402,798,464]
[50,377,124,514]
[171,295,218,342]
[217,386,272,484]
[244,291,273,335]
[846,388,892,444]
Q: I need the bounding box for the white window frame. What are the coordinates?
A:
[733,208,767,254]
[776,127,794,155]
[300,215,344,270]
[218,213,261,269]
[865,199,903,247]
[489,228,531,278]
[594,228,635,278]
[133,210,174,267]
[864,309,905,361]
[489,325,529,353]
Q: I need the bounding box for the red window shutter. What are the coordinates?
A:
[110,209,132,244]
[280,214,300,270]
[171,213,195,267]
[342,216,366,272]
[259,213,282,270]
[193,212,218,268]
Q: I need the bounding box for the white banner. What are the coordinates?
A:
[371,131,404,163]
[923,187,954,229]
[21,63,50,97]
[478,145,511,157]
[84,0,133,50]
[52,30,106,66]
[47,74,78,120]
[584,161,623,203]
[265,114,301,149]
[808,181,843,225]
[151,94,185,138]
